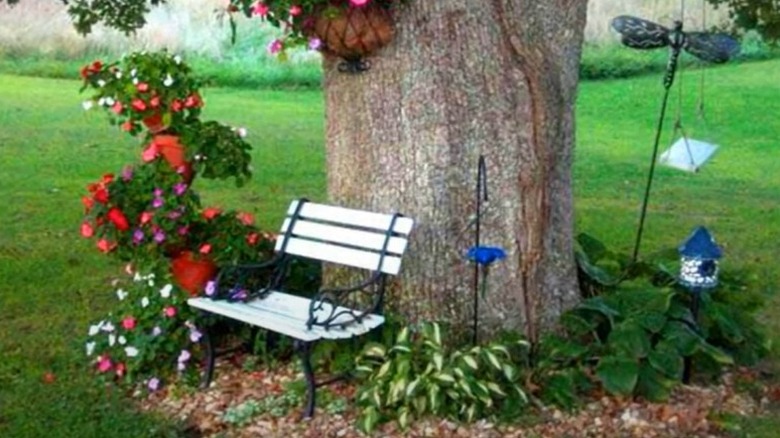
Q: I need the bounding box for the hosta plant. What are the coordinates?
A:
[354,322,530,433]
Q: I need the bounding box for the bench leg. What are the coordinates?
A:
[200,324,215,390]
[294,340,316,419]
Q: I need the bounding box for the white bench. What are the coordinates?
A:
[188,199,414,417]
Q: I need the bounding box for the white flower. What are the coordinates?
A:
[125,346,139,357]
[97,79,106,87]
[173,55,182,64]
[101,322,115,332]
[115,71,122,79]
[132,77,139,85]
[163,74,174,87]
[116,289,128,301]
[160,284,173,299]
[118,335,127,345]
[141,297,150,308]
[88,324,100,336]
[85,341,96,356]
[130,68,137,77]
[108,334,116,346]
[82,100,94,111]
[133,272,142,281]
[236,127,247,138]
[105,97,115,106]
[98,97,106,106]
[151,326,162,337]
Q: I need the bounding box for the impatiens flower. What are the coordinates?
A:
[160,284,173,299]
[203,207,222,220]
[164,306,177,318]
[101,321,115,332]
[85,341,96,356]
[111,101,124,115]
[152,197,164,209]
[184,93,201,108]
[97,79,106,87]
[107,207,130,231]
[190,328,203,343]
[153,230,166,244]
[236,127,248,138]
[246,233,259,245]
[97,355,112,373]
[237,212,254,226]
[199,243,212,255]
[178,226,189,236]
[142,143,158,162]
[81,196,94,212]
[81,222,94,238]
[108,334,116,346]
[124,346,139,357]
[173,55,182,64]
[153,188,164,197]
[252,2,269,16]
[121,121,134,132]
[132,229,145,245]
[151,326,162,337]
[149,95,160,108]
[93,188,109,204]
[131,98,147,112]
[82,100,94,111]
[178,350,191,363]
[308,37,322,51]
[289,5,302,16]
[88,325,100,336]
[148,377,160,391]
[115,362,126,377]
[116,289,128,301]
[121,317,136,330]
[466,246,507,267]
[136,82,149,92]
[205,280,217,297]
[97,239,116,253]
[167,211,182,220]
[118,335,127,345]
[140,211,153,224]
[163,74,174,87]
[141,297,150,308]
[350,0,369,5]
[171,99,183,112]
[267,39,284,55]
[173,183,188,196]
[121,166,133,181]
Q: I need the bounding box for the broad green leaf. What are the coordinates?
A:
[462,354,479,370]
[483,350,503,371]
[576,297,619,326]
[608,320,651,359]
[434,373,456,384]
[515,385,529,403]
[406,377,422,397]
[486,382,507,397]
[390,344,412,354]
[433,352,444,371]
[458,379,475,398]
[363,343,387,359]
[648,341,683,379]
[636,362,675,402]
[355,365,374,375]
[372,387,382,408]
[561,312,598,337]
[397,326,410,344]
[453,367,466,379]
[433,322,442,345]
[466,404,477,422]
[398,407,410,429]
[428,385,441,412]
[361,407,379,433]
[662,321,699,356]
[489,344,511,359]
[637,311,668,334]
[376,361,392,379]
[596,356,639,396]
[698,342,735,365]
[577,232,608,261]
[446,389,460,400]
[413,395,427,414]
[503,363,518,381]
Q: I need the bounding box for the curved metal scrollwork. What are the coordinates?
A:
[338,57,371,74]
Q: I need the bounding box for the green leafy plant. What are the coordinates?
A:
[179,120,252,186]
[354,322,529,433]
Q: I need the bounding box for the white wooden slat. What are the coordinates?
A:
[279,219,408,255]
[287,201,414,235]
[276,237,402,274]
[187,297,385,341]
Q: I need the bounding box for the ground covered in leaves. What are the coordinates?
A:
[140,356,775,437]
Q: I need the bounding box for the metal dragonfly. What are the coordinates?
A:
[610,15,740,263]
[612,15,740,89]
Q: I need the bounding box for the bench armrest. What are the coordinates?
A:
[306,272,386,330]
[212,254,288,301]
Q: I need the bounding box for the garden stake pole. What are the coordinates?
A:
[473,156,488,346]
[632,22,685,264]
[683,288,702,383]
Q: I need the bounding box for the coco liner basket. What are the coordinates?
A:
[311,3,394,71]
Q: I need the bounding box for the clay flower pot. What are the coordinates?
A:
[312,4,394,59]
[142,113,168,134]
[171,251,217,297]
[150,135,194,183]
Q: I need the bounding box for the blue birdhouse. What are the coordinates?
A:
[678,226,722,289]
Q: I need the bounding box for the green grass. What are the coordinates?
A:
[1,59,778,436]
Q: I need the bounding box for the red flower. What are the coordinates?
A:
[97,355,112,373]
[246,233,259,245]
[115,362,126,378]
[82,196,94,212]
[149,95,160,108]
[164,306,177,318]
[136,82,149,92]
[97,239,116,253]
[237,212,254,226]
[121,121,135,132]
[131,98,147,112]
[91,61,103,72]
[107,208,130,231]
[81,222,94,238]
[139,211,153,225]
[199,243,212,255]
[111,101,124,115]
[171,99,183,112]
[121,317,136,330]
[94,188,109,204]
[202,207,222,220]
[102,173,114,184]
[290,5,302,16]
[184,93,202,109]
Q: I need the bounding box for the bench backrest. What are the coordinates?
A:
[274,200,414,275]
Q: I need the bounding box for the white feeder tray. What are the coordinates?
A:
[659,137,718,172]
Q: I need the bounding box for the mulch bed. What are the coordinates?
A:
[140,356,773,437]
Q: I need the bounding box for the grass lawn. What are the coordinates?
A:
[0,59,778,436]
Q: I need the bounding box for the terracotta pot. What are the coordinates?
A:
[171,251,217,297]
[312,4,394,59]
[152,135,194,183]
[142,113,168,134]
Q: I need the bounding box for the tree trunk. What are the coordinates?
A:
[323,1,588,343]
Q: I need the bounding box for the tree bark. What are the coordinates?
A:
[323,0,588,343]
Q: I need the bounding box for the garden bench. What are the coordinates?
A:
[188,199,414,418]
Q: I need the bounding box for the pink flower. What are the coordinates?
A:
[80,222,94,238]
[136,82,149,92]
[97,239,115,253]
[140,211,153,225]
[308,37,322,51]
[350,0,369,5]
[252,2,269,17]
[164,306,177,318]
[121,317,136,331]
[142,143,159,162]
[97,355,112,373]
[148,377,160,391]
[237,212,255,226]
[115,362,126,377]
[289,5,302,16]
[199,243,212,255]
[267,39,284,55]
[111,101,124,115]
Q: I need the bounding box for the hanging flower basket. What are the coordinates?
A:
[171,251,217,297]
[312,4,394,60]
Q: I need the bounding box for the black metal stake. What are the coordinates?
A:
[473,156,488,346]
[632,23,685,264]
[295,340,317,419]
[683,288,701,384]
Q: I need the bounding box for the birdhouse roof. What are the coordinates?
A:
[678,226,722,259]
